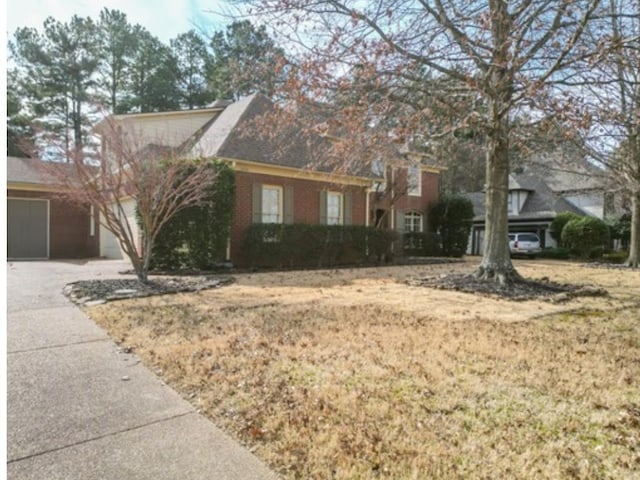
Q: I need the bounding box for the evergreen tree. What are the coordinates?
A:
[97,8,136,113]
[209,20,287,100]
[11,15,99,159]
[170,30,214,109]
[7,70,35,157]
[122,27,180,113]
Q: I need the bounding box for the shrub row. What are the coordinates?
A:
[243,224,396,268]
[402,232,442,257]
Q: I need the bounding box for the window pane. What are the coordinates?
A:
[327,192,342,225]
[262,187,281,223]
[408,166,420,196]
[404,211,422,232]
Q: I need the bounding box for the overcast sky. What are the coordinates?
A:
[6,0,236,44]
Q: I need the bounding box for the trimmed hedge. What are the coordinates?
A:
[427,195,474,257]
[561,216,610,259]
[243,224,396,268]
[402,232,442,257]
[539,247,571,260]
[148,161,235,270]
[602,250,628,264]
[550,212,581,246]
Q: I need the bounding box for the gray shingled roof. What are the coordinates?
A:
[523,154,606,192]
[189,94,337,172]
[466,172,589,222]
[7,156,49,185]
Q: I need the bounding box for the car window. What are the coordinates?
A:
[518,234,539,242]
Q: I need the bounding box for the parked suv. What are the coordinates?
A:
[508,232,542,257]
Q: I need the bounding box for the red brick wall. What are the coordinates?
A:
[8,189,99,259]
[231,171,368,265]
[370,169,440,226]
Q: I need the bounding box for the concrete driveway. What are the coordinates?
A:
[7,260,277,480]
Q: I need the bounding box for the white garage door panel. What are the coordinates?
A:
[99,199,139,259]
[8,198,49,259]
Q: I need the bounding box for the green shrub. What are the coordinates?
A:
[550,212,580,246]
[403,232,441,257]
[602,250,628,264]
[609,214,631,244]
[539,247,571,260]
[242,224,395,268]
[427,195,474,257]
[561,216,610,259]
[147,160,235,270]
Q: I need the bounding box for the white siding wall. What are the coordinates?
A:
[120,111,216,148]
[99,198,140,259]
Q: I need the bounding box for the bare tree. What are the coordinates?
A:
[243,0,601,283]
[571,0,640,267]
[44,117,219,282]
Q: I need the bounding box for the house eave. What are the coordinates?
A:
[7,181,62,193]
[216,156,374,187]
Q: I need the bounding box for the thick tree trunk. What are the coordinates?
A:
[626,191,640,268]
[475,1,520,285]
[476,117,520,284]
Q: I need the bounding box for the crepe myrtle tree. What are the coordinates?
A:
[241,0,602,284]
[43,117,219,282]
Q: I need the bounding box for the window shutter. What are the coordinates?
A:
[344,191,352,225]
[252,183,262,223]
[284,186,294,224]
[395,210,405,233]
[319,190,327,224]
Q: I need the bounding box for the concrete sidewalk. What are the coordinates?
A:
[7,260,277,480]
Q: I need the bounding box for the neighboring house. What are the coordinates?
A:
[7,156,99,260]
[464,163,613,255]
[98,94,442,266]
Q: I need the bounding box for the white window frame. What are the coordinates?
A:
[404,211,423,233]
[326,191,343,225]
[262,185,283,224]
[407,165,421,196]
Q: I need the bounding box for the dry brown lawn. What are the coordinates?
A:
[88,259,640,479]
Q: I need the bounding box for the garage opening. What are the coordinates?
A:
[7,198,49,259]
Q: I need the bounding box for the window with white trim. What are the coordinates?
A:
[262,185,282,223]
[327,192,343,225]
[404,211,423,233]
[407,165,421,196]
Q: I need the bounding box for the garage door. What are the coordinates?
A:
[7,198,49,259]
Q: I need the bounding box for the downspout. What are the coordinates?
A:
[365,185,370,227]
[227,160,237,263]
[390,168,396,253]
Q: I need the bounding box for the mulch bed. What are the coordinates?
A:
[407,273,608,303]
[63,275,235,305]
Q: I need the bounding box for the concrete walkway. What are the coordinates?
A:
[7,260,277,480]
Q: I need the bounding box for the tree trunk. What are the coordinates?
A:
[476,101,520,284]
[475,1,520,285]
[626,191,640,268]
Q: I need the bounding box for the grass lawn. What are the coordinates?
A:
[88,259,640,479]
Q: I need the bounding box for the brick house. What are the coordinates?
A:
[98,94,442,266]
[7,156,99,259]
